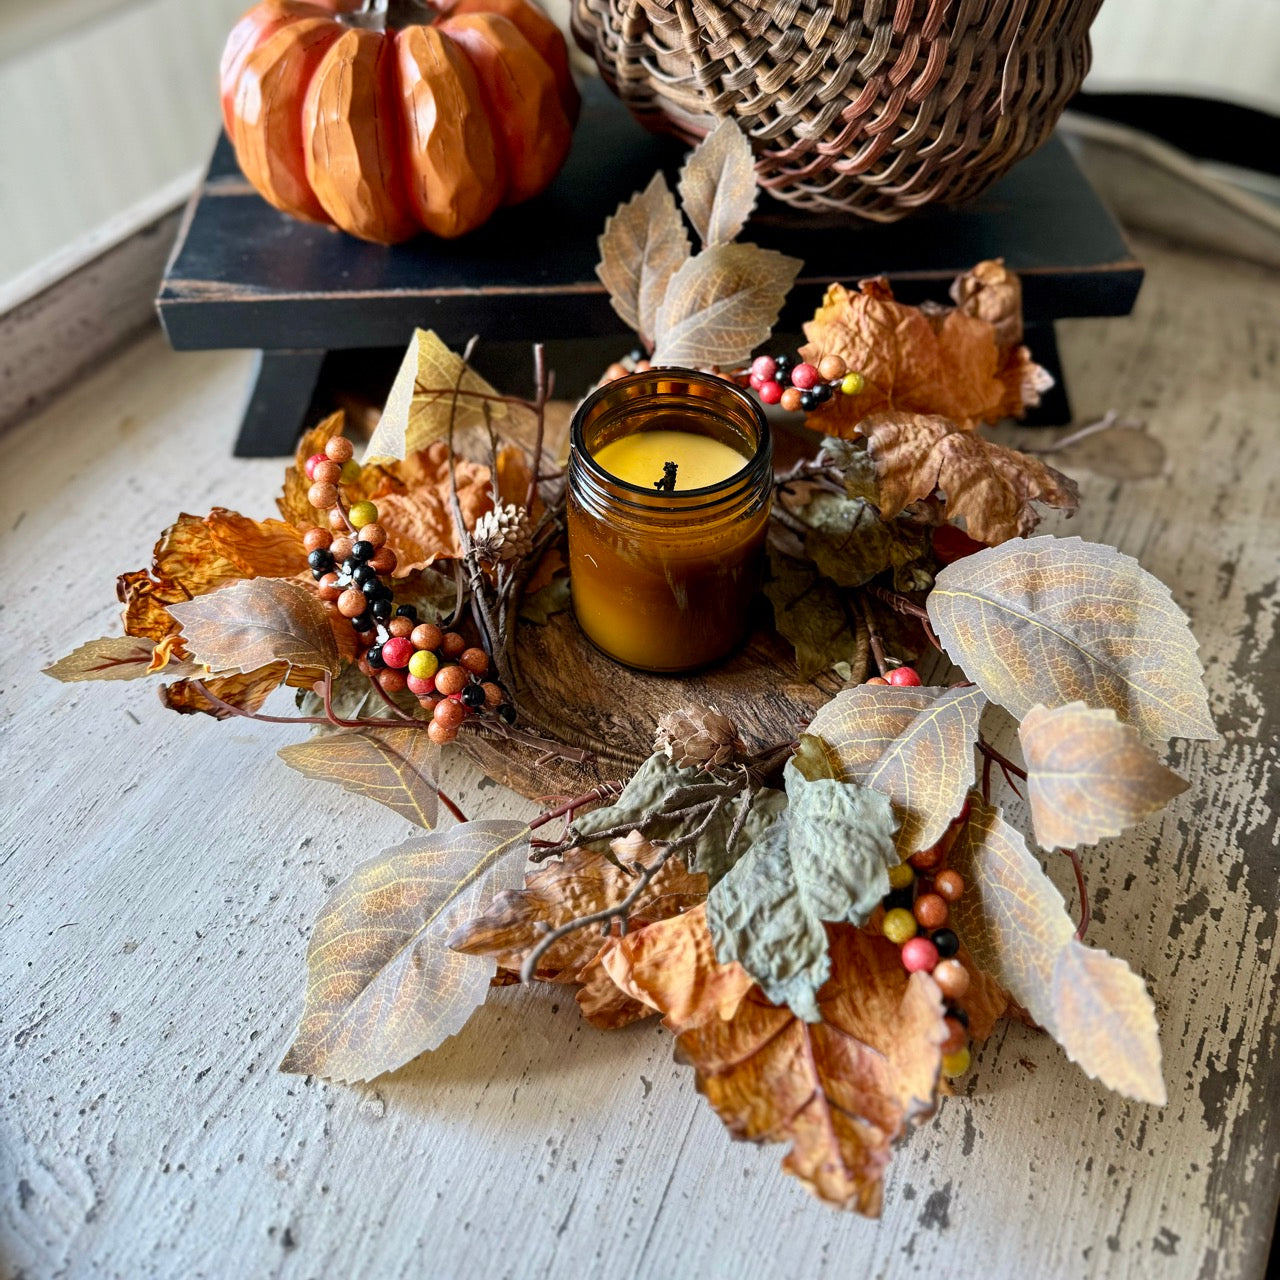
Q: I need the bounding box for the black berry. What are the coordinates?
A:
[498,703,517,724]
[351,540,375,562]
[365,581,392,603]
[370,598,392,621]
[461,683,485,709]
[352,611,373,633]
[366,645,385,669]
[308,549,334,573]
[931,928,960,959]
[798,391,817,412]
[884,886,914,913]
[773,353,793,373]
[946,1004,970,1028]
[812,383,832,404]
[395,604,418,621]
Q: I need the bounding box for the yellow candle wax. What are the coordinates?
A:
[591,430,747,491]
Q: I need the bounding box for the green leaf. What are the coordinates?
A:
[818,437,880,503]
[795,490,930,590]
[519,576,572,626]
[280,819,531,1082]
[707,755,899,1020]
[573,753,786,885]
[763,547,862,680]
[927,536,1215,741]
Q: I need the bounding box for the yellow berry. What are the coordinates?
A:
[840,372,865,396]
[882,907,917,944]
[348,500,379,528]
[340,458,361,484]
[941,1046,971,1078]
[408,649,439,680]
[888,863,915,891]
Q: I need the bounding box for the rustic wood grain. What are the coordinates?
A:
[1,233,1278,1279]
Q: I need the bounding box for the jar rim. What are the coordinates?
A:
[570,368,770,503]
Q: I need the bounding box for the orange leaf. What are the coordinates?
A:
[279,414,382,528]
[160,662,290,717]
[861,413,1079,543]
[205,508,308,578]
[799,268,1050,433]
[607,907,947,1215]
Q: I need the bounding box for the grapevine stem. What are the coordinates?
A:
[858,594,888,677]
[1065,847,1091,939]
[867,584,942,651]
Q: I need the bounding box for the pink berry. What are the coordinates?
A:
[406,674,436,696]
[751,355,778,382]
[901,937,939,973]
[304,453,328,481]
[758,379,783,405]
[887,666,921,687]
[791,362,818,390]
[749,370,765,390]
[381,637,415,670]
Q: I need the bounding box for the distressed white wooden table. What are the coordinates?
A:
[2,234,1277,1280]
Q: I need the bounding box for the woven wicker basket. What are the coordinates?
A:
[572,0,1105,220]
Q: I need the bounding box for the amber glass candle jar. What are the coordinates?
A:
[567,370,772,673]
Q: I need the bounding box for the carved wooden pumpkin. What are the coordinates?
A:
[220,0,578,243]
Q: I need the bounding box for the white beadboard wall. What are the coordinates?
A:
[0,0,1274,305]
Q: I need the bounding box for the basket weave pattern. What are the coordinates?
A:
[572,0,1104,220]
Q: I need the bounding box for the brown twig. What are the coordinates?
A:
[975,738,1028,797]
[867,584,943,651]
[858,594,888,677]
[1065,846,1090,939]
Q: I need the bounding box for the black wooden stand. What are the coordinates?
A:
[158,80,1141,457]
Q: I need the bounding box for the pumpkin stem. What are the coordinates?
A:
[350,0,439,27]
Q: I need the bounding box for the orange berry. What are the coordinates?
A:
[633,358,652,372]
[368,548,397,575]
[866,676,889,685]
[909,843,945,871]
[330,535,353,563]
[317,572,341,601]
[308,481,338,510]
[933,959,970,999]
[433,697,466,729]
[914,893,949,930]
[337,589,367,618]
[817,354,846,381]
[427,719,458,745]
[459,647,489,676]
[934,869,965,902]
[941,1017,967,1055]
[434,664,468,696]
[780,387,803,413]
[440,632,467,659]
[358,523,387,549]
[377,668,407,694]
[327,507,349,531]
[302,527,332,553]
[313,460,341,485]
[481,682,503,708]
[411,623,444,651]
[387,617,414,638]
[602,362,628,383]
[324,436,354,464]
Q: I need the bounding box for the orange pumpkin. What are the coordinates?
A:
[220,0,578,243]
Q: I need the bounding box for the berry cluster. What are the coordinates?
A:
[880,797,975,1080]
[866,664,922,688]
[741,352,865,413]
[299,435,512,745]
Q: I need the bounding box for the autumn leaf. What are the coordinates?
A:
[364,329,508,464]
[950,259,1024,348]
[601,904,753,1032]
[278,728,442,829]
[518,575,571,626]
[707,747,898,1020]
[607,907,947,1216]
[372,441,494,575]
[949,796,1166,1103]
[281,819,532,1082]
[799,271,1051,432]
[790,489,931,590]
[160,663,291,717]
[449,841,707,1026]
[807,684,986,858]
[763,547,865,680]
[859,414,1079,543]
[169,578,341,678]
[652,243,802,369]
[597,173,691,349]
[678,118,757,248]
[572,752,786,885]
[1019,702,1188,851]
[43,636,199,684]
[927,536,1216,742]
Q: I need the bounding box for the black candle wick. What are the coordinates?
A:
[654,461,678,492]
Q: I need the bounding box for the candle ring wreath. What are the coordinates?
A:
[48,124,1215,1216]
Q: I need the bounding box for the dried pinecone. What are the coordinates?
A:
[655,703,743,770]
[472,503,533,564]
